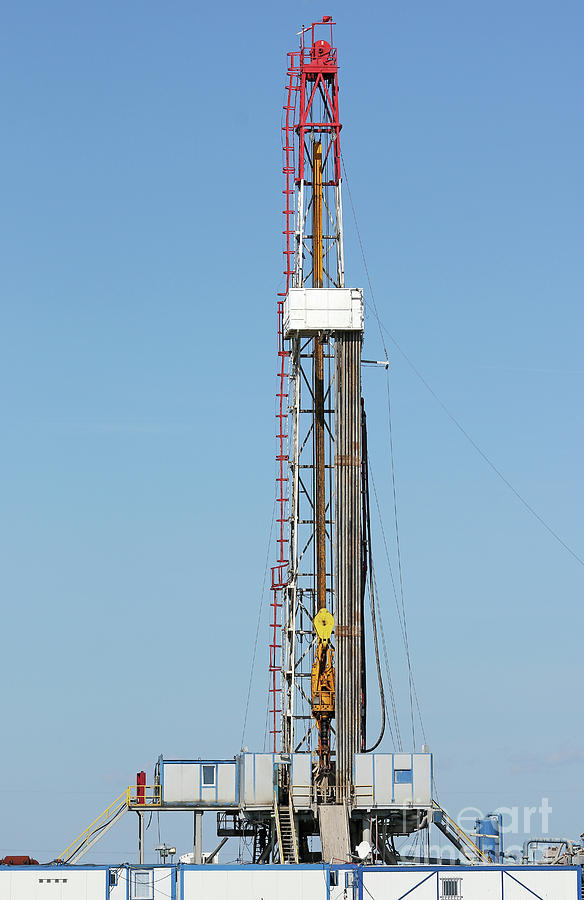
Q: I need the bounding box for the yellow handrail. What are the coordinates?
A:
[273,790,284,863]
[127,784,162,807]
[59,788,129,862]
[434,803,491,864]
[288,795,299,864]
[59,784,162,862]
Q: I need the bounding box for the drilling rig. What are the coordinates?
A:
[271,14,364,804]
[264,17,432,862]
[33,20,582,893]
[56,18,435,870]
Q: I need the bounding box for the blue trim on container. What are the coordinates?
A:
[363,865,581,872]
[395,871,436,900]
[130,867,154,900]
[5,859,580,900]
[0,865,109,871]
[120,865,176,900]
[7,862,577,874]
[162,758,236,765]
[161,759,238,807]
[177,862,329,871]
[241,752,284,809]
[504,870,547,900]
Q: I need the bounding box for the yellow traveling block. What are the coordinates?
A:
[314,608,334,642]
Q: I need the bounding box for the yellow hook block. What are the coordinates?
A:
[314,608,334,642]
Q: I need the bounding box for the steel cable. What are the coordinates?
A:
[341,150,583,571]
[380,322,584,570]
[341,150,421,748]
[241,502,276,749]
[385,373,416,748]
[371,564,402,752]
[363,445,387,752]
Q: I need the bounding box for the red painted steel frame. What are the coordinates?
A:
[268,17,342,753]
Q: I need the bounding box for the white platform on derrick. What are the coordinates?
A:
[283,287,364,336]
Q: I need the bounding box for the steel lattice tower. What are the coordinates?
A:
[269,17,363,803]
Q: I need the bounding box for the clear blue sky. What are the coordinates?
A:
[1,0,582,864]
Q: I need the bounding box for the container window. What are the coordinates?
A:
[202,764,216,787]
[441,878,462,898]
[132,870,153,899]
[394,768,413,784]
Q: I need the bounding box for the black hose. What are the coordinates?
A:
[364,567,386,751]
[362,408,386,753]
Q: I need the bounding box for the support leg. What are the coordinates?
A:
[193,811,203,864]
[363,817,371,847]
[138,812,145,864]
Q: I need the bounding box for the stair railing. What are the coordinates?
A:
[274,788,285,863]
[288,794,299,863]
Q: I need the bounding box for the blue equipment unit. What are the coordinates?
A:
[475,813,503,862]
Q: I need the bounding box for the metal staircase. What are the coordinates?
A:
[59,783,161,864]
[59,790,129,864]
[274,794,299,864]
[432,803,491,864]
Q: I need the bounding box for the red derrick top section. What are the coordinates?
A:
[292,16,338,76]
[288,16,342,184]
